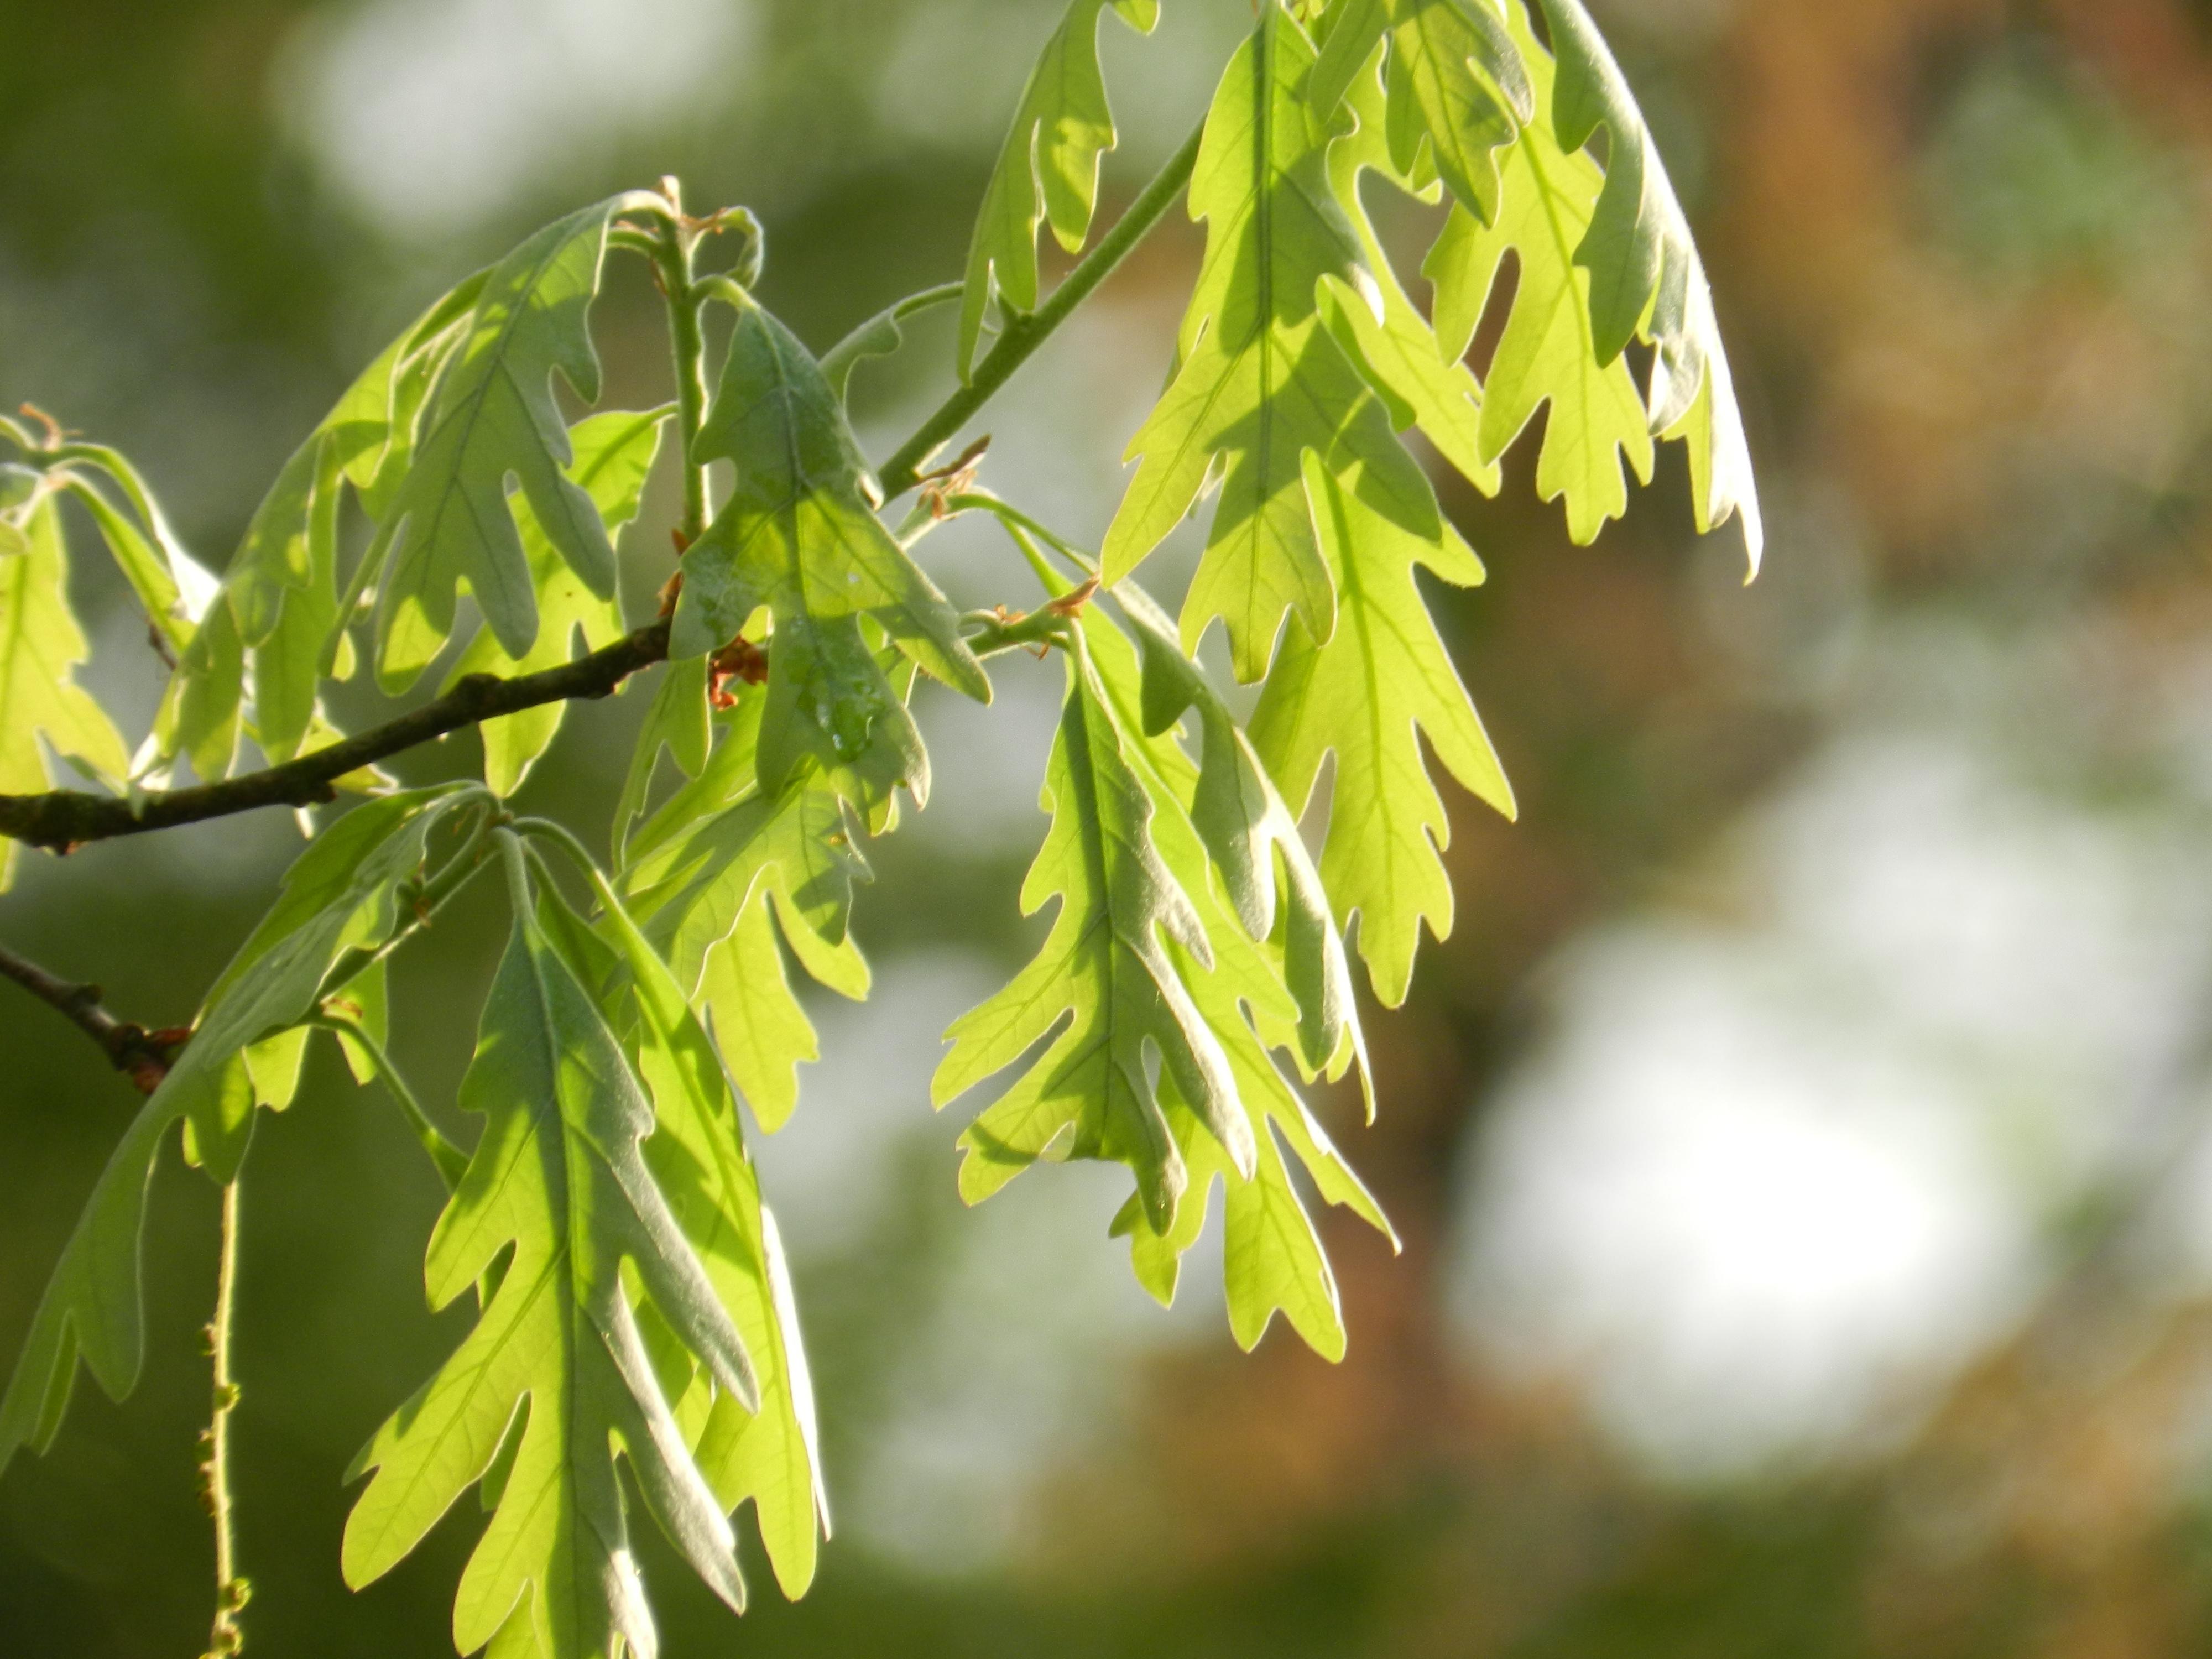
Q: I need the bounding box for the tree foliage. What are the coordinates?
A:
[0,2,1757,1653]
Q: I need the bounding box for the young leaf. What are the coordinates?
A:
[1534,0,1763,566]
[933,636,1249,1234]
[444,406,669,796]
[957,0,1161,378]
[342,848,757,1659]
[622,696,880,1134]
[670,296,988,790]
[0,499,130,860]
[1381,0,1533,227]
[222,270,488,762]
[1318,29,1500,496]
[373,197,640,690]
[1422,0,1652,543]
[0,788,473,1473]
[1082,605,1394,1358]
[1099,1,1444,687]
[1249,464,1514,1007]
[1119,586,1360,1081]
[566,866,829,1597]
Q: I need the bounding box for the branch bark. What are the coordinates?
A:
[0,620,672,852]
[0,940,185,1091]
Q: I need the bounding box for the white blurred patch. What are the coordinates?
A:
[1452,692,2212,1480]
[276,0,752,239]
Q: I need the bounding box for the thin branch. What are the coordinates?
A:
[0,620,674,852]
[200,1178,249,1658]
[872,117,1206,502]
[0,940,184,1092]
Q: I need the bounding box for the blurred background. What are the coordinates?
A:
[10,0,2212,1652]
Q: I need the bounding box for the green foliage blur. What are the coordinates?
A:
[13,1,2212,1655]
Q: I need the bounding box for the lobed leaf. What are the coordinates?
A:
[957,0,1161,378]
[373,199,639,690]
[1534,0,1762,567]
[672,298,986,794]
[0,789,474,1474]
[343,846,756,1659]
[445,406,669,796]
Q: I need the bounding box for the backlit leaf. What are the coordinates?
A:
[957,0,1162,378]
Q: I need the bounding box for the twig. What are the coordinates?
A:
[873,117,1205,502]
[0,940,185,1092]
[200,1178,249,1657]
[0,620,674,852]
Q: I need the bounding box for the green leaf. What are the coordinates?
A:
[671,296,988,791]
[819,283,959,405]
[933,634,1249,1234]
[0,789,472,1473]
[1422,0,1653,544]
[1249,463,1514,1007]
[373,199,638,690]
[1067,606,1394,1358]
[222,271,487,763]
[1318,29,1500,495]
[570,865,828,1597]
[343,847,757,1659]
[623,693,881,1135]
[445,407,668,796]
[957,0,1161,378]
[1381,0,1532,227]
[611,658,712,864]
[1533,0,1762,566]
[0,499,129,817]
[1119,584,1362,1084]
[1100,2,1446,686]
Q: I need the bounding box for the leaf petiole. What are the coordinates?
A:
[307,1011,469,1191]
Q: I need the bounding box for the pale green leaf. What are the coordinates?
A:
[373,199,637,690]
[445,407,668,796]
[575,867,828,1596]
[0,499,129,812]
[1383,0,1532,227]
[670,297,988,791]
[1535,0,1762,567]
[1249,462,1513,1007]
[1423,0,1653,543]
[0,789,472,1473]
[343,851,756,1659]
[933,636,1248,1234]
[957,0,1161,378]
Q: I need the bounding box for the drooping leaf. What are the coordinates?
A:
[671,296,988,791]
[1119,585,1362,1084]
[445,407,669,796]
[622,691,881,1135]
[933,633,1249,1234]
[1099,2,1452,688]
[1318,29,1500,495]
[1534,0,1762,566]
[373,197,642,690]
[611,658,712,864]
[571,867,828,1596]
[1381,0,1532,227]
[342,849,757,1659]
[1249,464,1514,1007]
[957,0,1162,378]
[0,500,129,885]
[0,788,473,1473]
[219,270,487,763]
[1034,603,1393,1357]
[1422,0,1653,543]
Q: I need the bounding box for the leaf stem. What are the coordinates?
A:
[874,117,1205,502]
[312,801,500,1008]
[645,191,714,547]
[309,1013,469,1191]
[200,1178,249,1658]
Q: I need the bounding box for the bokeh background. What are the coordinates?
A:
[9,0,2212,1652]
